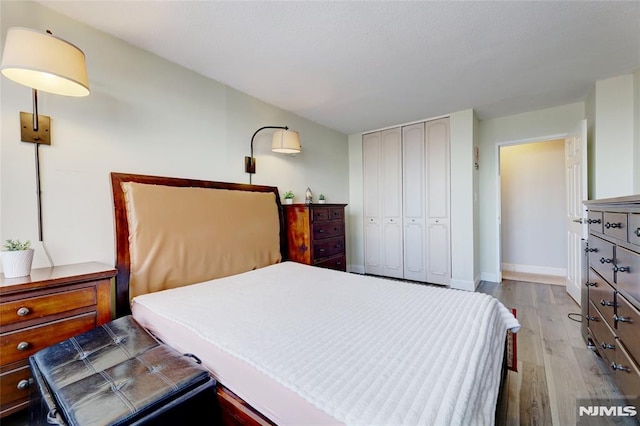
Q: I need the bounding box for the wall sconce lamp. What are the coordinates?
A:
[245,126,301,184]
[1,27,89,255]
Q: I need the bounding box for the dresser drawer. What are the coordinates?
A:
[313,221,344,240]
[588,236,615,284]
[588,300,617,365]
[313,237,345,260]
[315,255,346,272]
[588,211,603,234]
[0,313,96,365]
[0,286,97,327]
[603,212,627,241]
[587,269,616,331]
[613,338,640,398]
[616,246,640,307]
[629,214,640,246]
[615,293,640,365]
[312,207,344,222]
[0,364,30,410]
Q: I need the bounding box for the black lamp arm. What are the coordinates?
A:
[249,125,288,160]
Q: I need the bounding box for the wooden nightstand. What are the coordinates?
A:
[284,203,348,271]
[0,262,115,418]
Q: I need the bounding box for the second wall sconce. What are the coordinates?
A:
[245,126,301,184]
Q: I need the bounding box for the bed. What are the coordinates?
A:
[110,172,520,426]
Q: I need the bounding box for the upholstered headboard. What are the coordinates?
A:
[111,173,286,317]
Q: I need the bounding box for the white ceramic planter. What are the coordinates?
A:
[1,249,34,278]
[318,200,326,204]
[284,199,293,205]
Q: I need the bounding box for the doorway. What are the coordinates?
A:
[496,136,567,286]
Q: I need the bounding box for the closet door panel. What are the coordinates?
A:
[363,132,382,275]
[402,123,426,281]
[381,128,403,220]
[427,220,450,285]
[383,219,404,278]
[426,119,450,219]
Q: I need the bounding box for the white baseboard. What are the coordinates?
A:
[501,263,566,277]
[348,264,365,274]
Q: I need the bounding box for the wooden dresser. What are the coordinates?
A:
[0,262,115,417]
[584,195,640,400]
[284,203,348,272]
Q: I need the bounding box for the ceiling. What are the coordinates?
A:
[39,1,639,135]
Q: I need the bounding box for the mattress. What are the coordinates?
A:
[132,262,520,426]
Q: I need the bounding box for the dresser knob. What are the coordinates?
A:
[586,316,597,321]
[614,265,629,273]
[17,379,30,390]
[16,307,30,316]
[614,314,631,324]
[605,222,622,229]
[601,342,615,350]
[585,282,597,287]
[600,299,615,307]
[600,257,612,264]
[587,218,602,224]
[585,247,597,253]
[635,228,640,237]
[611,362,630,372]
[16,341,30,351]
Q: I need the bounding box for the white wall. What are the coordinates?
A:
[500,140,566,275]
[0,1,348,270]
[347,133,364,273]
[592,75,635,199]
[477,102,584,282]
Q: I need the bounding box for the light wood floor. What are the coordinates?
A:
[478,278,634,426]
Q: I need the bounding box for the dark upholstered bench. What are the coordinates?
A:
[29,316,218,425]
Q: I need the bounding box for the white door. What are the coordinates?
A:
[363,132,383,275]
[425,118,451,285]
[381,128,403,278]
[565,119,587,305]
[402,123,426,281]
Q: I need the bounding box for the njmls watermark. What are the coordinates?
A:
[577,398,640,425]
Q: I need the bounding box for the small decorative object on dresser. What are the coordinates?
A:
[305,187,313,204]
[0,262,115,418]
[318,194,326,204]
[284,203,348,271]
[283,190,294,205]
[1,240,34,279]
[583,195,640,402]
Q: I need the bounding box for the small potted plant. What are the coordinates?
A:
[283,191,295,205]
[318,194,326,204]
[2,239,34,278]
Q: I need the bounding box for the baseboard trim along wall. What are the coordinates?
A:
[501,263,566,277]
[348,264,365,274]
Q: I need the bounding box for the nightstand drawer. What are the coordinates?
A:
[0,364,30,410]
[0,286,97,327]
[314,237,345,260]
[0,313,96,365]
[313,221,344,240]
[315,255,346,271]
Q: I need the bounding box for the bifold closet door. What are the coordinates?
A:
[363,128,403,278]
[425,118,451,285]
[402,123,427,282]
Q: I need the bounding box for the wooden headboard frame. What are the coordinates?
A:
[110,172,287,317]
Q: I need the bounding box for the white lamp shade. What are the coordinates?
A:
[1,27,89,97]
[272,130,301,153]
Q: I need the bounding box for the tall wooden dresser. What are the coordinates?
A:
[284,203,348,272]
[0,262,115,417]
[584,195,640,399]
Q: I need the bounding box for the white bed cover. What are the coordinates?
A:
[132,262,520,426]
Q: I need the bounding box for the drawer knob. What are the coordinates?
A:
[17,379,30,390]
[587,218,602,224]
[318,229,324,233]
[586,315,597,321]
[613,265,629,273]
[605,222,622,229]
[600,299,615,307]
[601,342,615,350]
[635,227,640,237]
[585,247,598,253]
[585,282,597,287]
[611,362,631,372]
[17,341,30,351]
[600,257,612,264]
[613,314,632,324]
[16,307,30,316]
[319,248,325,253]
